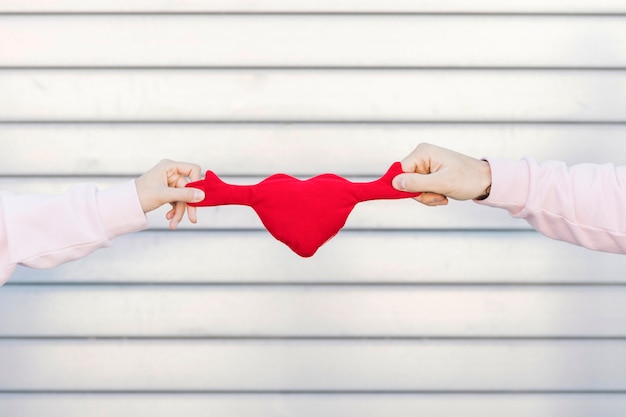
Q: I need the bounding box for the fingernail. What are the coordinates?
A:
[393,176,405,191]
[193,190,205,201]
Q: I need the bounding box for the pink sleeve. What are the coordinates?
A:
[0,180,149,285]
[476,157,626,254]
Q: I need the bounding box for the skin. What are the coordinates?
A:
[134,159,205,230]
[392,143,492,206]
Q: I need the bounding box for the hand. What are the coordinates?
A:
[392,143,492,206]
[135,159,205,229]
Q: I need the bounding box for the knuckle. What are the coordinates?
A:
[416,142,433,153]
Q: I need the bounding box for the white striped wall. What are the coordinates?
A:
[2,2,626,416]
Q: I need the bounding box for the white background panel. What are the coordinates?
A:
[2,124,626,176]
[1,340,625,390]
[1,16,625,67]
[2,70,626,121]
[0,0,624,13]
[0,394,624,417]
[8,231,626,284]
[1,394,626,417]
[2,1,624,410]
[1,286,625,337]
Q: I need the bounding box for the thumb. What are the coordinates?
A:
[163,186,205,204]
[392,172,441,194]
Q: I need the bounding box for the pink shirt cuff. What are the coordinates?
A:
[97,180,148,239]
[474,158,531,215]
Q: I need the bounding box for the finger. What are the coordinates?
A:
[187,163,202,182]
[400,143,437,174]
[172,176,200,224]
[392,172,445,194]
[187,205,198,224]
[400,155,417,173]
[400,151,426,173]
[414,192,449,206]
[162,187,205,205]
[166,161,202,185]
[170,201,186,230]
[175,175,189,188]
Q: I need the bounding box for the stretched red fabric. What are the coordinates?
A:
[186,162,420,257]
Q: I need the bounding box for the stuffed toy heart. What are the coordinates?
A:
[186,162,420,257]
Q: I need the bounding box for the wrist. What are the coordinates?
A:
[474,159,492,201]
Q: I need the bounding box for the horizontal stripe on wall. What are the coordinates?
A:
[1,285,625,337]
[1,339,626,390]
[2,70,625,122]
[1,394,625,417]
[2,16,625,67]
[9,231,626,284]
[2,124,626,176]
[0,0,624,13]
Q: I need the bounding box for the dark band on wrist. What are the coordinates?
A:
[475,185,491,201]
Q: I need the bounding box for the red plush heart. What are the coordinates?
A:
[186,162,420,257]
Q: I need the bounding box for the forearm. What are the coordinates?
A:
[477,157,626,254]
[0,181,148,285]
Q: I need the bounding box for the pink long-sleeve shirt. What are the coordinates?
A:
[0,181,149,285]
[478,157,626,254]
